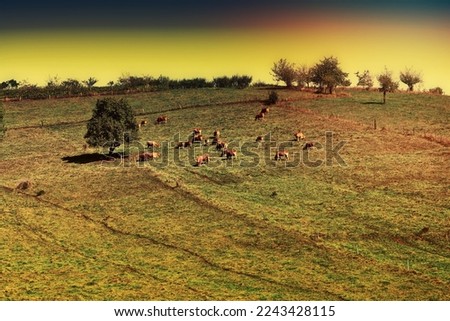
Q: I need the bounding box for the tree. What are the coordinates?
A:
[271,58,297,88]
[400,68,422,91]
[377,68,399,104]
[355,70,373,90]
[310,56,349,94]
[83,77,98,90]
[0,79,19,90]
[84,98,139,154]
[296,65,312,89]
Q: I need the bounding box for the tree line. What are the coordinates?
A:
[0,74,253,101]
[271,56,443,103]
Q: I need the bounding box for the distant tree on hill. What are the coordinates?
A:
[0,79,19,90]
[84,98,139,154]
[296,65,312,89]
[271,58,296,88]
[310,56,349,94]
[400,68,422,91]
[377,68,399,104]
[83,77,98,90]
[355,70,373,90]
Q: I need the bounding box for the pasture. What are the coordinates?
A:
[1,88,449,300]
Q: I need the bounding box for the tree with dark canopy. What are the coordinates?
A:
[84,98,138,154]
[377,68,399,104]
[400,68,422,91]
[271,58,297,88]
[310,56,349,94]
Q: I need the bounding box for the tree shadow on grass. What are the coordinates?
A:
[61,153,115,164]
[361,101,384,105]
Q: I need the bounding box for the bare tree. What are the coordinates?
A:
[400,68,422,91]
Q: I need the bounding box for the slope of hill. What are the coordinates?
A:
[1,88,449,300]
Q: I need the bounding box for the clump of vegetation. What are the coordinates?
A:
[267,90,279,105]
[84,98,139,153]
[213,75,252,89]
[429,87,444,95]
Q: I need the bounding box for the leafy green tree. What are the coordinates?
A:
[271,58,296,88]
[310,56,349,94]
[400,68,422,91]
[84,98,139,154]
[377,68,399,104]
[355,70,373,90]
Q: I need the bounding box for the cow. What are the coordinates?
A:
[146,141,160,148]
[255,112,265,121]
[175,141,192,149]
[261,107,270,114]
[294,131,305,141]
[216,141,228,151]
[196,154,210,166]
[203,139,210,146]
[221,148,237,160]
[256,135,264,143]
[155,115,168,124]
[303,142,314,150]
[213,130,220,138]
[275,150,289,160]
[193,128,202,135]
[192,134,203,143]
[140,120,148,126]
[138,152,160,161]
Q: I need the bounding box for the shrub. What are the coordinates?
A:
[267,90,279,105]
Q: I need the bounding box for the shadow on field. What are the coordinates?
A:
[361,101,384,105]
[61,153,111,164]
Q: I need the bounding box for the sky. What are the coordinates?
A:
[1,0,449,92]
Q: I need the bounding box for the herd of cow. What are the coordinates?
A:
[135,106,314,166]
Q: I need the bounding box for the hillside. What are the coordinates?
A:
[1,88,449,300]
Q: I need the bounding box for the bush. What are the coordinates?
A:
[267,90,279,105]
[429,87,443,95]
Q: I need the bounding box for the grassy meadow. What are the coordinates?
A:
[1,88,449,300]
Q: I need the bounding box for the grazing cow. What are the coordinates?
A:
[213,130,220,138]
[140,120,148,126]
[261,107,269,114]
[175,141,192,149]
[294,131,305,141]
[203,139,210,146]
[193,128,202,135]
[256,135,264,143]
[138,152,160,161]
[221,148,237,160]
[155,115,168,124]
[275,150,289,160]
[192,134,203,143]
[216,141,228,151]
[146,141,160,148]
[255,112,265,121]
[196,154,210,166]
[303,142,314,150]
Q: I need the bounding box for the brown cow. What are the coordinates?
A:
[213,130,220,138]
[255,112,265,121]
[155,115,168,124]
[303,142,314,150]
[256,135,264,143]
[138,152,160,161]
[175,141,192,149]
[193,128,202,135]
[192,134,203,143]
[221,149,237,160]
[275,150,289,160]
[294,131,305,141]
[140,120,148,126]
[216,141,228,151]
[146,140,160,148]
[196,154,210,166]
[261,107,269,114]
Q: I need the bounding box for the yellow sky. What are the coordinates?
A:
[1,16,449,92]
